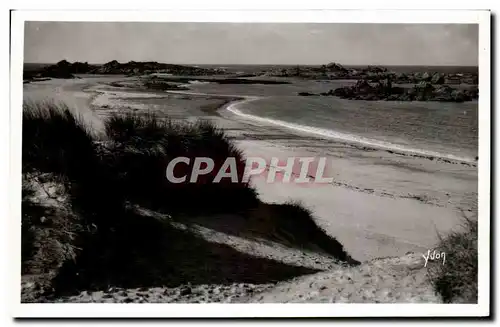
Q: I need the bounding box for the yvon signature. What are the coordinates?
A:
[422,249,446,267]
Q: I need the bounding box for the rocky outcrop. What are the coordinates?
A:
[265,63,478,85]
[24,60,96,79]
[330,79,478,102]
[325,62,348,72]
[37,60,89,78]
[326,80,471,102]
[26,60,478,86]
[91,60,225,76]
[24,60,227,79]
[431,73,445,84]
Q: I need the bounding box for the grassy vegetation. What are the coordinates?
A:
[427,215,478,303]
[23,101,126,228]
[22,101,95,176]
[21,101,355,298]
[104,112,259,213]
[22,102,123,297]
[21,101,96,282]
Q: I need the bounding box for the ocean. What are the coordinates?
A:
[28,62,477,163]
[183,79,478,163]
[197,64,479,75]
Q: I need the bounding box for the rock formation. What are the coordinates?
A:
[330,78,478,102]
[265,63,478,85]
[25,60,227,79]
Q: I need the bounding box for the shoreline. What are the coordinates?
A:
[163,89,477,167]
[223,99,476,167]
[25,78,476,170]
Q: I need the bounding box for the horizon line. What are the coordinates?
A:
[23,61,479,67]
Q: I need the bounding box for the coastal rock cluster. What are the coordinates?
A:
[24,60,478,103]
[330,79,479,102]
[31,60,92,79]
[266,62,478,85]
[299,79,478,102]
[93,60,226,76]
[27,60,226,80]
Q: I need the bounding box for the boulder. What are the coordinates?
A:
[353,79,373,92]
[55,60,71,67]
[39,60,75,78]
[325,62,346,72]
[421,72,431,81]
[431,73,445,84]
[450,90,467,102]
[432,85,454,101]
[414,81,435,91]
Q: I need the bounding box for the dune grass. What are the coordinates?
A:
[21,101,355,297]
[22,101,96,177]
[21,101,95,274]
[22,102,123,297]
[23,101,127,229]
[104,112,259,214]
[427,215,478,303]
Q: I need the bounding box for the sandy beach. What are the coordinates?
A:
[219,104,476,261]
[23,76,477,263]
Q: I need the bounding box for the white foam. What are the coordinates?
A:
[227,99,475,164]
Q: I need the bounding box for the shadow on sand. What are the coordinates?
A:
[50,210,319,296]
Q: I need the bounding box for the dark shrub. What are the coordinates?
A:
[427,216,478,303]
[22,101,125,228]
[22,101,96,176]
[104,112,258,214]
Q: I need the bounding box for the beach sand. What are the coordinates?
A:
[215,108,476,262]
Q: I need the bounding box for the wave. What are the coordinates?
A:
[226,99,476,165]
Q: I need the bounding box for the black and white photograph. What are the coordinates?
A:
[9,9,490,318]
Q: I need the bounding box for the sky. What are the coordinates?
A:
[24,22,478,66]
